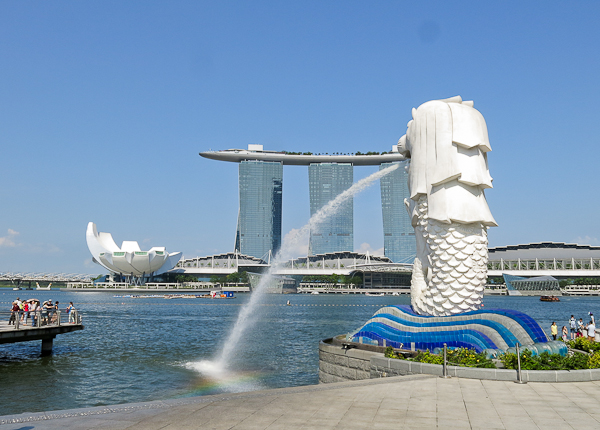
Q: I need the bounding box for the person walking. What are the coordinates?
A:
[570,315,577,340]
[551,322,558,340]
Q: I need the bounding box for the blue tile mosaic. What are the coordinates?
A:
[349,305,558,355]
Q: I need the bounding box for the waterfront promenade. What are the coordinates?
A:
[2,374,600,429]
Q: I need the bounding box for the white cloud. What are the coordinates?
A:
[574,236,600,246]
[0,229,19,247]
[356,242,384,256]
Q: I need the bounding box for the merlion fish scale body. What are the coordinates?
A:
[397,96,497,316]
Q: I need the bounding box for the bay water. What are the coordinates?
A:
[1,289,598,416]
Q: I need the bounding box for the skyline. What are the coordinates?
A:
[1,1,600,274]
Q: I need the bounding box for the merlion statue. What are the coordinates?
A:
[397,96,497,316]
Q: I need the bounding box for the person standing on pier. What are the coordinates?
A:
[570,315,577,340]
[28,299,39,326]
[551,322,558,340]
[8,301,18,325]
[66,302,76,323]
[20,301,29,325]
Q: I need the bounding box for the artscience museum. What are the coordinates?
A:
[86,222,182,280]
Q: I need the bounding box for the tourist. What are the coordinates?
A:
[28,299,39,326]
[578,318,585,337]
[590,312,595,325]
[551,322,558,340]
[20,300,29,325]
[588,320,596,342]
[46,299,54,324]
[66,302,76,323]
[51,301,60,323]
[41,300,51,325]
[570,315,577,340]
[8,301,18,325]
[562,326,568,342]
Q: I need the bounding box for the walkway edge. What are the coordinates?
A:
[0,374,433,426]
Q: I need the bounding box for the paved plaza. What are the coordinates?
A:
[3,374,600,429]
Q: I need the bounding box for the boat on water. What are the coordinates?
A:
[311,291,320,295]
[12,287,21,291]
[540,295,560,302]
[365,292,385,296]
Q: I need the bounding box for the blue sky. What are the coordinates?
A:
[1,1,599,274]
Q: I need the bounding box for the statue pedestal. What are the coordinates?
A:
[348,305,567,358]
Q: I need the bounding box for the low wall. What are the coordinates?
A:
[319,340,377,383]
[319,339,600,384]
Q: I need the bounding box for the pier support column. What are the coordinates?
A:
[41,336,55,356]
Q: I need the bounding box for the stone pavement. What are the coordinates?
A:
[3,374,600,429]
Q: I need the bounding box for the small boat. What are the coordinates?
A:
[310,291,320,295]
[12,287,21,291]
[365,292,385,296]
[540,295,560,302]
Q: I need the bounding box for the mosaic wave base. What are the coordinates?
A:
[348,305,567,358]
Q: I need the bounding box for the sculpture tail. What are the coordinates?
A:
[412,213,488,316]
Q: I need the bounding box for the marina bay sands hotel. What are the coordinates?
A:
[200,144,415,263]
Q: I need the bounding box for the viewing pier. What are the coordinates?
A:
[0,311,83,355]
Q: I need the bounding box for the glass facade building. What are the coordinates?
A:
[308,163,353,255]
[234,160,283,259]
[380,161,415,263]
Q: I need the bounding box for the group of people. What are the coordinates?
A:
[8,298,77,327]
[550,312,596,342]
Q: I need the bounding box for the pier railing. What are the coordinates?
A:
[1,310,81,330]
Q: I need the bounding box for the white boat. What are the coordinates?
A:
[311,291,320,295]
[12,287,21,291]
[365,292,385,296]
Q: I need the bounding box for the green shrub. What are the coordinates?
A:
[567,338,598,353]
[445,348,496,368]
[588,351,600,368]
[412,350,444,365]
[564,352,591,369]
[500,349,591,370]
[399,348,494,368]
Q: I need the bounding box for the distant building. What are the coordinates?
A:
[201,144,409,259]
[234,160,283,259]
[380,161,415,263]
[308,163,353,255]
[487,242,600,278]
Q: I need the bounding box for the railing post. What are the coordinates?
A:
[441,343,450,378]
[57,310,61,325]
[15,312,20,329]
[515,343,526,384]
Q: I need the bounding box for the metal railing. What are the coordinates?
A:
[1,310,81,329]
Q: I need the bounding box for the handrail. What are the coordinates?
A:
[1,310,82,329]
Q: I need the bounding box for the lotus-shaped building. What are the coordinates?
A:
[86,222,182,277]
